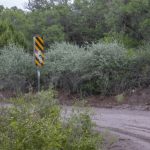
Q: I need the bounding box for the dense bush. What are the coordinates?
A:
[43,43,89,92]
[0,44,35,91]
[1,43,150,95]
[0,90,102,150]
[45,42,150,95]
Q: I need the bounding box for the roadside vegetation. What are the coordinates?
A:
[0,90,102,150]
[1,42,150,96]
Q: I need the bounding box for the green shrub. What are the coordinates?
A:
[44,42,150,95]
[0,90,102,150]
[78,42,128,95]
[42,42,89,93]
[1,42,150,95]
[102,32,140,48]
[0,44,35,91]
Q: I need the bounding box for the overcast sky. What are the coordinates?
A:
[0,0,28,10]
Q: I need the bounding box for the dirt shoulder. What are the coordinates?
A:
[58,88,150,111]
[1,88,150,111]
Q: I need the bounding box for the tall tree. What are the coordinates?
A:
[0,21,26,49]
[26,0,71,10]
[105,0,150,46]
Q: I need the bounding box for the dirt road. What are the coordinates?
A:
[63,107,150,150]
[91,108,150,150]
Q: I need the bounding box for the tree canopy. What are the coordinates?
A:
[0,0,149,51]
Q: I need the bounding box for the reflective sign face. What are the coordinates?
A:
[33,35,44,67]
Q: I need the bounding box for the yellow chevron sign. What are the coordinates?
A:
[33,35,44,67]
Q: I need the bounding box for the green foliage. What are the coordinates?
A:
[1,0,150,49]
[1,43,150,95]
[105,0,150,45]
[0,44,34,91]
[44,42,150,95]
[43,24,65,45]
[0,90,102,150]
[0,7,31,48]
[0,21,27,48]
[43,42,88,92]
[103,32,140,48]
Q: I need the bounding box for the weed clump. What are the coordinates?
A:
[0,90,102,150]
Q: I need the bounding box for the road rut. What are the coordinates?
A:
[91,108,150,150]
